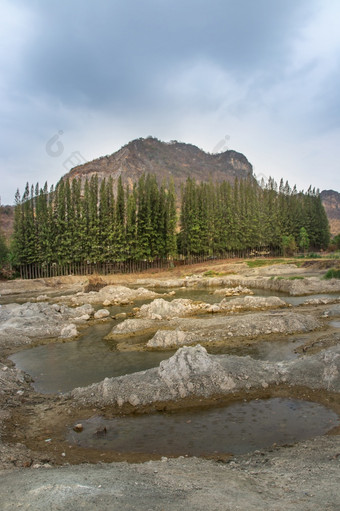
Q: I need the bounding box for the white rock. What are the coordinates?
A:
[94,309,110,319]
[60,324,78,338]
[36,295,48,301]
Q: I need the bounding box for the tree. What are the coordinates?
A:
[332,234,340,250]
[0,203,8,266]
[282,235,297,256]
[298,227,310,254]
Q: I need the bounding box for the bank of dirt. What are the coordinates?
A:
[0,258,340,510]
[0,435,339,510]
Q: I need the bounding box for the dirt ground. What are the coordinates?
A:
[0,257,340,510]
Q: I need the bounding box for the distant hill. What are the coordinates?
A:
[0,205,14,243]
[63,137,254,194]
[320,190,340,237]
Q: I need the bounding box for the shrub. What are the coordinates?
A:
[323,269,340,279]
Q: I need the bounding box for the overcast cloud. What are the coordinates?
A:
[1,0,340,204]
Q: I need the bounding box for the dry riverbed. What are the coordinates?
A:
[0,258,340,510]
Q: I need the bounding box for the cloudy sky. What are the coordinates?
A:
[1,0,340,204]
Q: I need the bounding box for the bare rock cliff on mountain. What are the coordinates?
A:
[320,189,340,236]
[63,137,253,193]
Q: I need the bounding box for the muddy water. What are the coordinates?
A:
[68,398,339,456]
[212,337,307,361]
[9,288,340,394]
[10,320,174,394]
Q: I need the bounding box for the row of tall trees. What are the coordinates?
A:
[12,174,177,265]
[11,174,330,265]
[178,177,330,254]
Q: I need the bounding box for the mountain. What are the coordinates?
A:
[320,189,340,237]
[63,137,254,193]
[0,205,14,242]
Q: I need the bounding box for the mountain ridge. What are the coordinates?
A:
[63,136,254,193]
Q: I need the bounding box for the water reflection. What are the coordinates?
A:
[10,321,174,394]
[68,398,339,456]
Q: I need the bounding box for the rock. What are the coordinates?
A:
[114,312,127,320]
[147,329,195,349]
[36,295,48,302]
[213,286,254,296]
[60,324,78,338]
[0,302,95,347]
[319,304,340,317]
[71,345,340,408]
[74,314,91,322]
[157,345,236,398]
[137,298,207,319]
[94,309,110,320]
[73,424,83,433]
[303,297,340,306]
[105,319,166,340]
[215,295,287,312]
[142,312,320,349]
[58,286,167,306]
[68,304,95,318]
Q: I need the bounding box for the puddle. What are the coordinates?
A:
[67,398,339,456]
[156,287,289,305]
[330,321,340,328]
[10,321,174,394]
[8,289,340,394]
[211,337,306,361]
[9,329,304,394]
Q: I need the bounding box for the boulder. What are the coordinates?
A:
[147,329,196,349]
[94,309,110,320]
[60,324,78,338]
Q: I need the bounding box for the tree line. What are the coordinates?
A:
[178,177,330,255]
[10,174,330,265]
[11,174,177,265]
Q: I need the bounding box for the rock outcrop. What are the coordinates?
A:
[59,286,167,306]
[63,137,253,197]
[136,298,207,319]
[210,295,287,313]
[108,311,320,346]
[213,286,253,296]
[0,302,95,350]
[71,344,340,408]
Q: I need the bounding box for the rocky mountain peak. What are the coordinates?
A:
[63,136,254,193]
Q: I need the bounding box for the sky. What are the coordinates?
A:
[1,0,340,204]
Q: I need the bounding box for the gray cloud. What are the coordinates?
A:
[15,0,311,107]
[0,0,340,204]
